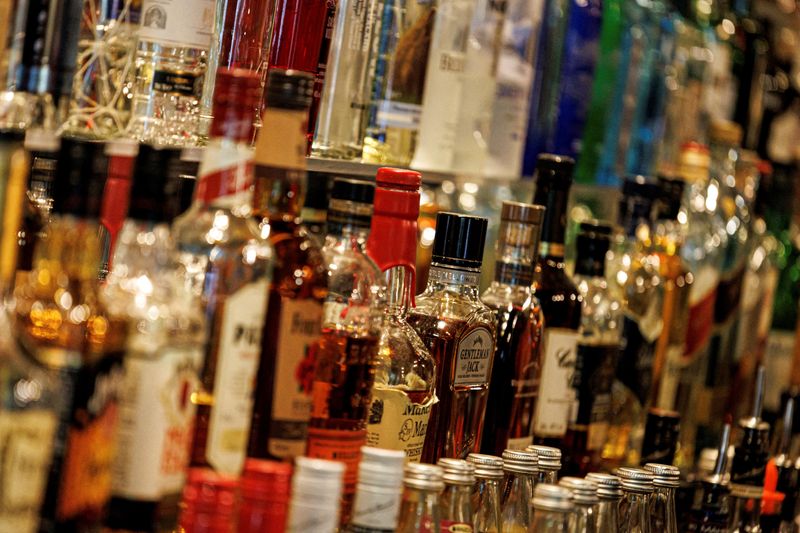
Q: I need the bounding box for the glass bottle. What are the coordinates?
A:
[172,68,273,475]
[500,449,538,532]
[397,463,445,533]
[98,139,138,281]
[365,168,435,463]
[306,178,384,521]
[467,453,504,533]
[639,409,681,466]
[564,221,621,476]
[585,473,622,533]
[178,468,239,533]
[102,145,206,533]
[530,154,583,445]
[643,463,679,533]
[238,459,293,533]
[617,467,655,533]
[301,172,330,245]
[361,0,436,165]
[13,137,128,531]
[286,457,346,533]
[127,0,216,145]
[346,447,407,533]
[687,422,732,532]
[530,484,573,533]
[247,71,328,462]
[481,201,545,454]
[438,458,476,532]
[528,445,562,485]
[407,212,495,463]
[559,477,598,533]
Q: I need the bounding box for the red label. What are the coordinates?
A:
[305,427,366,490]
[683,287,717,361]
[195,164,253,204]
[440,521,474,533]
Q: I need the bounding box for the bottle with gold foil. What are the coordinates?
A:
[172,68,273,476]
[13,138,129,531]
[247,70,328,462]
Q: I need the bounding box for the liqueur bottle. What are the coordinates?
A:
[564,221,621,476]
[306,178,384,520]
[178,469,239,533]
[480,201,545,454]
[558,477,598,533]
[365,168,435,462]
[172,68,273,475]
[585,473,622,533]
[102,145,206,533]
[530,154,583,445]
[528,445,562,485]
[438,458,476,532]
[687,422,733,532]
[500,449,539,532]
[530,484,573,533]
[397,463,445,533]
[346,447,407,533]
[617,468,655,533]
[286,457,346,533]
[643,463,680,533]
[238,459,292,533]
[467,453,504,533]
[13,138,128,532]
[247,71,327,462]
[407,212,495,463]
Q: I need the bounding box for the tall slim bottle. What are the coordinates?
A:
[468,453,504,533]
[617,468,654,533]
[480,201,546,454]
[408,212,496,463]
[286,457,346,532]
[500,449,539,531]
[530,154,583,445]
[172,68,273,476]
[643,463,680,533]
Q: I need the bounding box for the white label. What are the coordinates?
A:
[138,0,215,49]
[506,436,533,451]
[376,101,422,129]
[207,280,269,475]
[288,502,340,533]
[534,328,578,437]
[0,410,57,533]
[112,346,203,499]
[453,327,494,386]
[366,386,435,462]
[351,485,403,529]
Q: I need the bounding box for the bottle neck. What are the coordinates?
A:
[425,263,481,300]
[398,487,441,525]
[441,484,472,520]
[531,510,570,532]
[730,493,761,529]
[326,223,371,251]
[494,219,541,287]
[597,499,621,533]
[536,470,559,485]
[533,183,570,250]
[365,187,418,289]
[621,492,651,528]
[387,265,415,317]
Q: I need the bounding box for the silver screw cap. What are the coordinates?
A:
[527,445,561,471]
[437,458,476,486]
[502,449,538,475]
[533,484,573,512]
[643,463,680,488]
[616,467,655,493]
[586,473,623,500]
[467,453,504,480]
[559,477,599,505]
[403,463,444,491]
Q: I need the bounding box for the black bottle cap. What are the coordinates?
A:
[432,212,488,270]
[533,154,575,247]
[330,177,375,205]
[128,144,187,224]
[265,69,314,110]
[327,178,374,234]
[535,154,576,188]
[52,138,108,218]
[574,221,613,277]
[656,176,685,221]
[619,175,660,237]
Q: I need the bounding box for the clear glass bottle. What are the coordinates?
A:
[687,422,732,532]
[407,212,496,463]
[364,168,435,463]
[564,221,621,476]
[397,462,445,533]
[172,68,273,476]
[617,467,655,533]
[528,445,561,485]
[286,457,346,533]
[585,473,622,533]
[500,449,538,532]
[346,447,407,533]
[530,484,573,533]
[643,463,679,533]
[559,477,598,533]
[467,453,504,533]
[481,201,545,454]
[438,458,476,531]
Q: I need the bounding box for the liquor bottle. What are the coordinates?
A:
[467,453,504,533]
[238,459,292,533]
[365,168,435,462]
[639,409,681,466]
[346,447,407,533]
[687,422,733,532]
[397,463,445,533]
[178,468,239,533]
[643,463,679,533]
[98,139,138,281]
[500,449,538,532]
[558,477,598,533]
[361,1,436,165]
[312,0,381,159]
[407,212,495,463]
[564,221,621,476]
[286,457,346,532]
[585,473,622,533]
[306,178,384,520]
[127,0,215,145]
[528,445,561,485]
[617,468,655,533]
[13,137,128,531]
[102,144,206,533]
[481,201,545,454]
[530,154,583,444]
[301,172,331,245]
[530,484,573,533]
[438,458,476,531]
[172,68,272,475]
[247,71,327,462]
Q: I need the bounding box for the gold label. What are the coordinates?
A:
[366,386,435,462]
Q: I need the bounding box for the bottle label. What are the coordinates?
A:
[268,299,322,459]
[683,274,718,361]
[506,435,533,450]
[534,328,578,437]
[138,0,215,49]
[305,426,365,490]
[351,484,402,529]
[573,343,618,450]
[366,386,435,462]
[376,100,422,129]
[112,345,202,500]
[440,521,473,533]
[453,327,494,386]
[0,410,57,533]
[207,280,268,475]
[152,70,201,97]
[195,143,254,206]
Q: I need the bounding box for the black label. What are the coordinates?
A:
[573,343,617,426]
[617,317,656,405]
[152,70,201,97]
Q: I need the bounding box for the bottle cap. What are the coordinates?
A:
[559,477,598,505]
[240,459,292,502]
[180,468,239,532]
[467,453,504,480]
[532,155,575,248]
[586,473,623,500]
[327,177,375,233]
[574,220,613,277]
[376,167,421,192]
[52,138,108,218]
[431,212,488,270]
[265,68,314,110]
[501,449,538,475]
[292,457,345,505]
[622,174,662,200]
[357,447,406,488]
[211,68,263,141]
[330,177,375,205]
[527,445,561,472]
[25,128,60,152]
[501,201,546,225]
[640,408,681,466]
[656,176,685,221]
[127,144,187,223]
[616,467,655,493]
[532,484,573,512]
[437,458,475,486]
[643,463,680,488]
[534,154,576,188]
[403,463,445,491]
[708,119,744,146]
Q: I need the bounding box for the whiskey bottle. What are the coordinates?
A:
[687,423,732,532]
[500,449,538,532]
[528,445,562,485]
[238,459,292,533]
[287,457,346,533]
[247,70,328,462]
[178,468,239,533]
[346,447,407,533]
[172,68,273,476]
[530,154,583,445]
[643,463,679,533]
[558,477,599,533]
[467,453,504,533]
[407,212,495,463]
[617,468,655,533]
[480,201,546,454]
[530,484,573,533]
[397,463,445,533]
[438,458,476,532]
[365,168,435,462]
[564,221,621,476]
[585,473,622,533]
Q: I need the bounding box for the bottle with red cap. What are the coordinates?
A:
[238,459,292,533]
[180,468,240,533]
[98,139,138,281]
[364,168,436,463]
